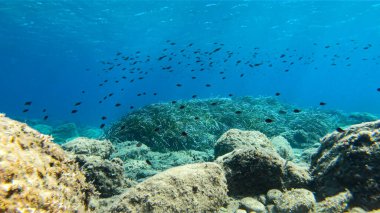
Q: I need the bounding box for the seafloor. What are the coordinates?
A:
[1,97,380,213]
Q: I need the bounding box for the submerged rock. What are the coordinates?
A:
[109,163,228,212]
[310,120,380,210]
[271,135,294,160]
[75,155,128,198]
[62,137,114,159]
[216,147,310,196]
[274,188,316,213]
[239,197,266,213]
[214,129,275,158]
[0,114,97,212]
[316,190,353,213]
[62,137,129,198]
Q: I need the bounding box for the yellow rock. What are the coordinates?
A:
[0,114,97,212]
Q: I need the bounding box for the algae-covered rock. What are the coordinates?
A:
[106,97,362,151]
[62,137,114,159]
[266,189,283,205]
[0,114,97,212]
[109,162,228,212]
[271,135,294,160]
[216,147,310,196]
[75,155,128,198]
[316,190,353,213]
[310,120,380,210]
[239,197,266,213]
[274,188,316,213]
[214,129,275,158]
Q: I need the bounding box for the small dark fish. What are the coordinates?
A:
[176,83,182,87]
[377,88,380,92]
[74,102,82,106]
[130,106,134,109]
[154,127,160,132]
[265,118,273,123]
[293,109,301,113]
[101,116,107,120]
[71,109,78,114]
[115,103,121,107]
[22,109,29,113]
[235,111,242,114]
[24,101,32,106]
[205,84,211,87]
[81,90,85,94]
[172,101,177,104]
[319,102,326,106]
[278,110,287,114]
[210,102,217,106]
[336,127,345,133]
[192,95,197,98]
[191,76,197,79]
[194,116,200,120]
[228,93,233,97]
[100,124,105,129]
[43,115,48,120]
[153,92,157,96]
[146,159,152,165]
[136,142,143,147]
[179,105,186,109]
[275,92,281,96]
[181,131,188,137]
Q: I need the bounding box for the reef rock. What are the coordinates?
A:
[316,190,353,213]
[214,129,275,158]
[109,162,228,212]
[271,135,294,160]
[239,197,266,213]
[62,137,114,159]
[0,114,96,212]
[74,155,128,198]
[216,147,310,196]
[310,120,380,209]
[274,188,316,213]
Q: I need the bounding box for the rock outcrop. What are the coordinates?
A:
[0,114,97,212]
[310,120,380,210]
[109,162,228,212]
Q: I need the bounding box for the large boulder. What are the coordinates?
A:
[310,120,380,210]
[109,163,228,212]
[214,129,276,158]
[216,147,310,196]
[62,137,128,198]
[62,137,114,159]
[0,114,97,212]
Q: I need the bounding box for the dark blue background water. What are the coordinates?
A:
[0,1,379,126]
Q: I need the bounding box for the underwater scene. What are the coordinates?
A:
[1,0,380,212]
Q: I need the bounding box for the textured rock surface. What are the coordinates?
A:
[239,197,266,213]
[216,147,310,196]
[310,120,380,209]
[0,114,97,212]
[271,136,294,160]
[274,188,316,213]
[316,190,352,213]
[214,129,275,158]
[266,189,283,205]
[75,155,128,198]
[109,163,228,212]
[62,137,114,159]
[62,137,128,198]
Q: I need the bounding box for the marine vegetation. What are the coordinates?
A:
[105,96,376,151]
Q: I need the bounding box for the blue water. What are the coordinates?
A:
[0,0,379,127]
